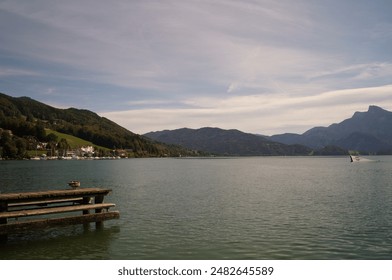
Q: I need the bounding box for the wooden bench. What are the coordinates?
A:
[0,188,120,235]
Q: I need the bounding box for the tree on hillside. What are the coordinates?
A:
[0,131,27,159]
[57,138,70,157]
[46,133,58,143]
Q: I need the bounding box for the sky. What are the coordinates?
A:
[1,0,392,136]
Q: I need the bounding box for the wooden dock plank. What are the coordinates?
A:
[0,211,120,234]
[0,203,116,219]
[0,188,112,204]
[8,198,85,208]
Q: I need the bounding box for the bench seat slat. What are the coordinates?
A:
[0,203,116,219]
[0,188,112,204]
[8,198,85,208]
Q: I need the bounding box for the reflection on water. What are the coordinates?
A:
[1,157,392,259]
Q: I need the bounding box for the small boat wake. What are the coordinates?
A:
[349,155,373,163]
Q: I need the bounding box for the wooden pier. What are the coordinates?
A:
[0,188,120,236]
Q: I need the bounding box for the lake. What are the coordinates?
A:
[1,156,392,259]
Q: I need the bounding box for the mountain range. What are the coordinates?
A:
[145,105,392,155]
[145,127,312,156]
[2,91,391,157]
[269,105,392,153]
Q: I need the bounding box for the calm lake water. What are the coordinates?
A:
[1,156,392,259]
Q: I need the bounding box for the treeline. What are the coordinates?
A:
[0,112,47,159]
[0,128,28,159]
[0,92,202,159]
[0,114,46,140]
[0,119,70,159]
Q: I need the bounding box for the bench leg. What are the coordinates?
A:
[0,218,6,242]
[82,197,91,215]
[0,233,7,243]
[0,203,7,243]
[0,202,8,223]
[0,202,8,241]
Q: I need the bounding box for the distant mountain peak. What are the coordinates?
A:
[270,105,392,153]
[368,105,389,114]
[352,105,391,119]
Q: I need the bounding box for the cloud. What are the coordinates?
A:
[1,0,392,136]
[0,0,333,95]
[0,67,40,77]
[309,63,392,81]
[102,84,392,135]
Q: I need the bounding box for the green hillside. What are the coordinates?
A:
[0,92,201,159]
[45,129,107,149]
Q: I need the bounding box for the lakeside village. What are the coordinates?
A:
[0,129,130,160]
[18,145,129,160]
[30,144,129,160]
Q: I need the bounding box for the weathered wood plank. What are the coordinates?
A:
[0,203,116,219]
[0,188,112,204]
[8,198,85,208]
[0,211,120,234]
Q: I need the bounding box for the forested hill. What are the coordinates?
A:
[0,92,195,158]
[144,127,314,156]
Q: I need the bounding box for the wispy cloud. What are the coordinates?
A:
[0,67,40,77]
[0,0,325,93]
[102,84,392,135]
[309,63,392,81]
